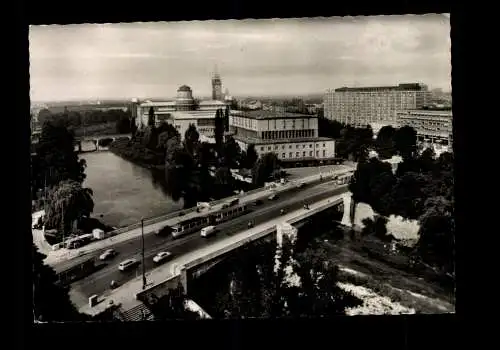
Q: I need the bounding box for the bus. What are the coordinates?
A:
[336,173,352,185]
[170,203,250,238]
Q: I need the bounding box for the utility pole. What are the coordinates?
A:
[141,218,146,290]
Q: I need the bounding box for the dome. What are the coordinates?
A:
[177,85,192,92]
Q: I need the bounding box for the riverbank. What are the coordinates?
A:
[108,138,165,171]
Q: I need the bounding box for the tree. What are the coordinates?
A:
[252,153,280,186]
[213,167,236,197]
[242,144,258,169]
[142,126,158,150]
[214,109,225,154]
[115,116,132,134]
[184,124,200,157]
[360,216,390,241]
[318,118,344,139]
[44,180,94,238]
[33,244,85,321]
[223,136,242,168]
[34,121,87,194]
[394,126,417,160]
[148,107,155,127]
[375,125,397,159]
[415,196,454,274]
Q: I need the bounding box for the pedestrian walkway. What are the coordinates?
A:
[46,171,339,268]
[77,192,348,316]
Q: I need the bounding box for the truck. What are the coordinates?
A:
[93,228,105,240]
[222,198,239,209]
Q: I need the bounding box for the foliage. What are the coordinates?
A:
[44,180,94,237]
[214,108,225,153]
[375,125,397,159]
[211,238,362,318]
[184,124,200,157]
[394,126,418,160]
[222,136,242,168]
[252,153,281,186]
[241,144,259,170]
[318,118,344,139]
[360,216,391,241]
[336,125,373,161]
[33,244,85,322]
[349,149,454,274]
[115,116,133,134]
[32,121,87,201]
[147,107,155,127]
[38,108,132,132]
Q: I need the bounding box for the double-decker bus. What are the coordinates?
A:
[170,203,250,238]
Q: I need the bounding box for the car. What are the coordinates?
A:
[99,249,117,260]
[178,212,185,217]
[153,251,172,264]
[118,258,139,271]
[297,182,306,189]
[254,199,264,206]
[200,225,216,238]
[268,193,278,201]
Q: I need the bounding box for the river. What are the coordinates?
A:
[79,151,184,228]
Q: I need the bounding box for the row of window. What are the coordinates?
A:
[278,150,326,159]
[260,129,315,140]
[260,142,326,152]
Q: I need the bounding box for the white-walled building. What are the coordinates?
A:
[229,110,336,164]
[397,109,453,148]
[134,84,231,140]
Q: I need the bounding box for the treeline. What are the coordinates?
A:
[110,111,282,208]
[349,148,454,276]
[37,108,134,135]
[318,118,425,161]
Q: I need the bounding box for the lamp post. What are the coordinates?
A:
[141,217,146,290]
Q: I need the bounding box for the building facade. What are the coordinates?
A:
[134,75,233,140]
[230,110,335,164]
[397,109,453,149]
[323,83,431,130]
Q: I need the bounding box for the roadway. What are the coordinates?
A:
[70,182,349,302]
[51,172,348,272]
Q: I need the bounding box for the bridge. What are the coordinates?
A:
[73,133,131,153]
[78,191,353,317]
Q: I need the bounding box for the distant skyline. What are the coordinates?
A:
[29,15,451,103]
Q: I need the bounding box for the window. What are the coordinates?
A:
[316,151,319,157]
[303,151,306,157]
[282,153,286,158]
[323,150,326,157]
[296,145,299,149]
[289,145,292,149]
[302,145,305,148]
[309,151,313,157]
[296,152,299,157]
[282,145,285,149]
[261,147,264,151]
[323,143,326,147]
[316,144,319,148]
[289,152,292,157]
[268,146,271,151]
[274,145,278,150]
[310,144,313,148]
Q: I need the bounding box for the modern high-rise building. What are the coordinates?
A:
[397,109,453,151]
[323,83,431,132]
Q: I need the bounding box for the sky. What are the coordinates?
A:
[29,14,451,102]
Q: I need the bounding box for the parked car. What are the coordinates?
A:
[254,199,264,206]
[118,258,139,271]
[99,249,117,261]
[178,212,185,217]
[153,251,172,264]
[268,193,278,201]
[296,182,306,189]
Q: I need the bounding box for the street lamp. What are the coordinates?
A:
[141,217,146,290]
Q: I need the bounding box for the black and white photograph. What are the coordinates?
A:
[30,14,454,322]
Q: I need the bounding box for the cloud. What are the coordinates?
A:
[29,15,451,101]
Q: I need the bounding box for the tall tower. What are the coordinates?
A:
[212,65,223,101]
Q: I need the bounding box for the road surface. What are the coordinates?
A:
[70,182,348,302]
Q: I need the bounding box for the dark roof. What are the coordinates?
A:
[177,85,192,92]
[335,83,427,92]
[231,110,315,120]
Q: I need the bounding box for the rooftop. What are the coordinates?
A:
[140,101,175,107]
[171,111,217,120]
[398,109,452,117]
[178,85,192,92]
[234,135,334,145]
[334,83,428,93]
[199,100,226,106]
[231,110,316,120]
